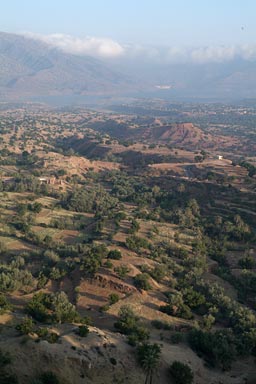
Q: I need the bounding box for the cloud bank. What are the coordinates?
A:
[24,32,125,58]
[24,32,256,63]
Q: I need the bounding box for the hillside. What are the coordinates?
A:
[0,32,133,99]
[114,58,256,100]
[0,105,255,384]
[79,117,241,151]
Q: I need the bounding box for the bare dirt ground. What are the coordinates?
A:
[1,311,255,384]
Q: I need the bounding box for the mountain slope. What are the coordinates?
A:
[113,57,256,100]
[0,31,133,98]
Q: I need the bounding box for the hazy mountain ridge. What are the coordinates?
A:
[1,31,256,101]
[111,57,256,100]
[0,32,133,98]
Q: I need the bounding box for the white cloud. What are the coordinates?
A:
[24,32,125,58]
[117,43,256,64]
[188,45,256,63]
[22,32,256,63]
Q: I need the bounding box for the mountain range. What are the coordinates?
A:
[1,31,256,102]
[0,31,134,100]
[112,57,256,101]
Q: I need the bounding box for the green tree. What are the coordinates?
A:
[114,305,149,345]
[51,292,78,323]
[26,291,78,324]
[137,343,161,384]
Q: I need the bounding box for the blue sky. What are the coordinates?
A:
[1,0,254,46]
[2,0,256,63]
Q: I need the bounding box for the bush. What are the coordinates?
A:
[80,316,92,325]
[170,361,193,384]
[47,332,59,344]
[38,372,60,384]
[0,350,18,384]
[114,265,130,279]
[109,293,120,305]
[133,273,152,290]
[149,265,166,283]
[104,260,113,269]
[238,255,255,269]
[109,357,117,365]
[108,250,122,260]
[26,291,79,324]
[100,304,110,312]
[76,325,89,337]
[0,294,11,314]
[151,320,172,330]
[127,326,150,346]
[114,305,149,346]
[0,350,11,368]
[182,287,206,309]
[36,327,49,338]
[188,328,237,370]
[160,303,193,320]
[16,317,35,335]
[171,332,183,344]
[126,235,151,252]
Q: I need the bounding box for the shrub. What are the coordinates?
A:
[133,273,152,290]
[80,316,92,326]
[160,303,193,320]
[149,265,167,283]
[171,332,183,344]
[16,317,35,335]
[188,328,237,370]
[104,260,113,269]
[0,350,11,368]
[26,291,79,324]
[109,293,120,305]
[47,332,59,344]
[109,357,117,365]
[108,250,122,260]
[0,350,18,384]
[182,287,206,309]
[170,361,193,384]
[114,305,149,346]
[151,320,172,330]
[114,265,130,279]
[238,255,255,269]
[76,325,89,337]
[38,372,60,384]
[36,327,49,338]
[0,294,11,314]
[100,304,110,312]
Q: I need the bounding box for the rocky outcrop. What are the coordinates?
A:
[93,274,137,294]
